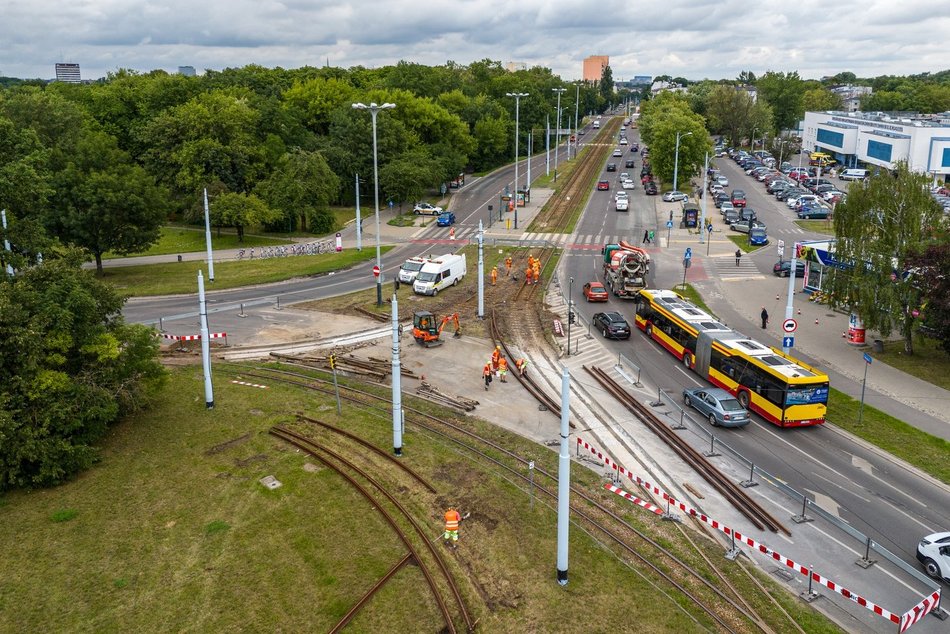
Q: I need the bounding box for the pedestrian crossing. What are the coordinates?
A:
[711,254,765,281]
[415,227,659,250]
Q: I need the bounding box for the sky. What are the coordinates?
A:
[2,0,949,82]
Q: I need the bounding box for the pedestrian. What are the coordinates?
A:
[735,249,742,266]
[491,345,501,370]
[761,307,769,329]
[648,230,655,244]
[444,507,462,547]
[525,267,534,285]
[669,209,673,223]
[642,229,649,244]
[516,358,529,377]
[483,363,493,390]
[532,261,541,282]
[498,356,508,382]
[505,255,513,276]
[491,266,498,286]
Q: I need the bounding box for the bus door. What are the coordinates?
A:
[694,332,715,377]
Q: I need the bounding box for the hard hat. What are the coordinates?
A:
[496,345,501,350]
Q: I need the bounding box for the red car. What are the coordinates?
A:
[597,180,610,191]
[583,281,609,302]
[731,189,747,208]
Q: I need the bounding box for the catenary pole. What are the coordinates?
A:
[355,173,362,251]
[202,189,214,282]
[553,88,565,181]
[477,220,485,319]
[197,271,214,409]
[391,293,403,455]
[556,366,571,585]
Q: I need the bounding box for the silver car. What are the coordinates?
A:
[682,387,750,427]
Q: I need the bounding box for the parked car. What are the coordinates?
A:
[731,190,747,207]
[644,182,658,195]
[748,227,768,246]
[583,281,609,302]
[719,201,735,216]
[592,311,631,339]
[662,190,688,202]
[730,219,766,234]
[682,387,750,427]
[413,202,443,216]
[597,180,610,191]
[436,212,456,226]
[713,192,731,207]
[738,207,758,223]
[777,187,805,202]
[773,260,805,277]
[716,175,729,187]
[917,532,950,582]
[722,209,740,224]
[798,206,830,219]
[606,163,617,172]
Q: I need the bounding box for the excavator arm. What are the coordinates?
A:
[438,313,461,338]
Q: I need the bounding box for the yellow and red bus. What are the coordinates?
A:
[634,289,828,427]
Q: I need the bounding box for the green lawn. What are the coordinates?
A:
[796,219,835,235]
[99,247,392,296]
[106,226,293,259]
[868,335,950,391]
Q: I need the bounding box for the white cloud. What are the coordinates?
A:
[0,0,947,81]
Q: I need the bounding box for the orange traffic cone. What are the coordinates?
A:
[797,308,801,315]
[815,318,819,325]
[776,294,780,301]
[449,228,455,240]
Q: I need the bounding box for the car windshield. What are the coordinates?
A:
[415,272,438,283]
[750,229,766,237]
[720,398,744,412]
[402,261,424,272]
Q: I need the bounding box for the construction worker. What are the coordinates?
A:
[532,260,541,283]
[491,265,498,286]
[483,362,492,390]
[498,356,508,382]
[525,267,534,285]
[491,345,501,370]
[444,507,462,547]
[527,255,535,271]
[516,358,529,377]
[505,255,513,276]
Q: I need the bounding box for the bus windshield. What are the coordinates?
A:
[785,383,829,406]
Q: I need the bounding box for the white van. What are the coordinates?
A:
[398,256,431,284]
[592,120,600,129]
[840,168,869,181]
[413,254,467,296]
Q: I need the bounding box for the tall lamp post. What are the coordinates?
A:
[751,126,758,154]
[672,130,693,195]
[506,92,529,228]
[552,88,566,181]
[352,101,396,307]
[573,83,580,159]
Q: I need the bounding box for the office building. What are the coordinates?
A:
[54,63,81,83]
[582,55,609,83]
[178,66,196,77]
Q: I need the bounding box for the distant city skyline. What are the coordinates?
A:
[2,0,948,83]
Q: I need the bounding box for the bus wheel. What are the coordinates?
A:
[645,324,653,338]
[737,390,750,409]
[682,352,692,369]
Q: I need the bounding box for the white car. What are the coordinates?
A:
[614,190,628,202]
[917,532,950,582]
[716,175,729,187]
[619,137,628,145]
[413,202,444,216]
[619,172,630,181]
[622,179,636,190]
[662,191,688,202]
[612,149,623,157]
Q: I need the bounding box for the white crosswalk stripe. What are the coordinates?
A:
[711,254,765,280]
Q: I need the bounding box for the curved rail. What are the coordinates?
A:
[488,307,562,417]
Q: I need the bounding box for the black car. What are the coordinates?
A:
[625,159,636,168]
[777,187,805,202]
[738,208,757,222]
[713,192,730,207]
[773,260,805,277]
[606,163,617,172]
[592,311,631,339]
[640,166,652,177]
[644,182,658,195]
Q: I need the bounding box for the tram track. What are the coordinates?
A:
[222,362,789,632]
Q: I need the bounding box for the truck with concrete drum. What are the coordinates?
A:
[602,241,650,298]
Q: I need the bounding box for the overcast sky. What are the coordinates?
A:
[2,0,949,82]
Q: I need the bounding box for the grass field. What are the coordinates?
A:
[99,247,393,296]
[106,226,293,259]
[0,365,840,633]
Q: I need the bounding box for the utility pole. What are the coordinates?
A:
[391,293,403,455]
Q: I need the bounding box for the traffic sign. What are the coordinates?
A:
[782,318,798,333]
[666,220,674,228]
[684,247,692,260]
[707,223,713,233]
[372,265,380,278]
[863,352,872,364]
[778,239,785,249]
[783,336,794,348]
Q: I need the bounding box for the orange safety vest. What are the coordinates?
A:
[483,364,492,377]
[445,509,461,531]
[498,357,508,371]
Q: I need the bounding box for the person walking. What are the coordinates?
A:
[491,266,498,286]
[642,229,649,244]
[498,356,508,383]
[483,363,493,390]
[761,307,769,329]
[735,249,742,266]
[525,267,534,286]
[505,256,513,276]
[648,230,655,244]
[532,261,541,283]
[491,345,501,371]
[444,507,462,547]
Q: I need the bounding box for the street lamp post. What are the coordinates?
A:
[673,130,693,195]
[573,83,580,159]
[751,126,758,154]
[553,88,566,181]
[506,92,529,229]
[567,277,574,357]
[352,101,396,307]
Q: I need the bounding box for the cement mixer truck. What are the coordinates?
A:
[602,241,650,298]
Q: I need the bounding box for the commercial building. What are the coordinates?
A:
[54,63,81,83]
[505,62,527,72]
[582,55,608,83]
[803,110,950,183]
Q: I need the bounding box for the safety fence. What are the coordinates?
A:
[577,436,944,632]
[160,332,228,346]
[229,380,268,389]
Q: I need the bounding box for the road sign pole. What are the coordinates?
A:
[783,243,799,354]
[858,354,871,425]
[706,223,713,256]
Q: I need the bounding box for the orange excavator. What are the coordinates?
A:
[412,311,461,347]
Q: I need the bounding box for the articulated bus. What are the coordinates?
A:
[634,289,829,427]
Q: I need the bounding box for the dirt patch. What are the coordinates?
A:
[205,432,252,456]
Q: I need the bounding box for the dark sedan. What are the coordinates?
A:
[773,260,805,277]
[592,311,631,339]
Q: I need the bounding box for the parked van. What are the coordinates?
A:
[839,168,869,181]
[413,254,467,296]
[398,256,431,284]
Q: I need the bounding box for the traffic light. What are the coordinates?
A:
[568,311,576,325]
[328,354,336,369]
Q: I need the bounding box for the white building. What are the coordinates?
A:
[54,63,81,83]
[829,85,872,112]
[802,110,950,183]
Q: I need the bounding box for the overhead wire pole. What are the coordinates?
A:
[202,189,214,282]
[556,367,571,585]
[352,101,396,307]
[355,173,362,251]
[506,92,529,229]
[573,83,580,159]
[552,88,565,181]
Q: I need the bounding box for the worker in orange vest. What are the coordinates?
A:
[444,507,462,547]
[482,363,492,390]
[532,260,541,284]
[491,265,498,286]
[516,358,529,377]
[505,256,513,276]
[491,345,501,370]
[525,267,534,285]
[498,356,509,382]
[527,255,535,270]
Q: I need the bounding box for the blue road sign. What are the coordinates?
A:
[783,336,794,348]
[684,247,692,260]
[863,352,872,364]
[707,223,714,232]
[667,220,674,228]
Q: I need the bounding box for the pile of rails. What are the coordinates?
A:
[270,351,417,382]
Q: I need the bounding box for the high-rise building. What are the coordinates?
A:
[505,62,527,73]
[178,66,196,77]
[54,63,81,83]
[582,55,609,83]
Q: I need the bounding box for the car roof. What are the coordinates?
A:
[924,531,950,543]
[602,311,625,321]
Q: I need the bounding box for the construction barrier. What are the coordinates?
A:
[577,436,936,629]
[230,380,268,389]
[160,332,228,346]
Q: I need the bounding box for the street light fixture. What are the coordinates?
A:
[506,92,529,228]
[673,130,693,195]
[751,126,758,154]
[352,101,396,307]
[552,88,566,181]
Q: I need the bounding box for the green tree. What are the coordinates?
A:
[906,240,950,354]
[472,115,510,170]
[756,71,804,131]
[0,251,166,489]
[378,150,440,211]
[600,66,614,103]
[826,162,945,354]
[254,149,340,234]
[638,94,711,190]
[208,192,281,242]
[705,86,756,145]
[737,71,757,84]
[802,88,844,112]
[0,115,53,219]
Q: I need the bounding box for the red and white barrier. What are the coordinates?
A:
[604,483,664,516]
[900,590,942,633]
[230,380,268,389]
[579,436,910,627]
[160,332,228,343]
